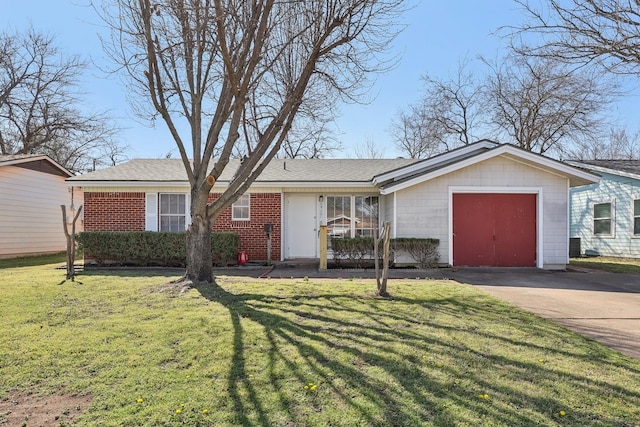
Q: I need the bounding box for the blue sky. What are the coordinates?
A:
[3,0,638,159]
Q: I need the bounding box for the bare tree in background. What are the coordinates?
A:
[570,127,640,160]
[513,0,640,76]
[0,28,123,173]
[353,137,386,159]
[390,106,442,159]
[99,0,404,283]
[278,120,341,159]
[483,53,615,156]
[390,60,482,158]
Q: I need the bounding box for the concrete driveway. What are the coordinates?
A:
[443,267,640,360]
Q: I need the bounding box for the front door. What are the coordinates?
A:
[285,194,318,258]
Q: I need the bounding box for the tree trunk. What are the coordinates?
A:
[61,204,82,281]
[186,214,213,283]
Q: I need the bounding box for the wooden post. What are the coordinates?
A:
[319,225,327,270]
[381,221,391,291]
[377,221,391,297]
[61,204,83,281]
[266,232,272,266]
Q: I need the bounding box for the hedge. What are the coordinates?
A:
[331,237,376,268]
[330,237,440,268]
[77,231,239,267]
[391,237,440,268]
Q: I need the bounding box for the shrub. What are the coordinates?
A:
[330,237,375,268]
[392,238,440,268]
[77,231,238,267]
[211,232,239,266]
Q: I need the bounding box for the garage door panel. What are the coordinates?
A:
[453,194,495,266]
[494,194,537,267]
[453,193,536,267]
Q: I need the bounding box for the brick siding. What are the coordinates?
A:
[83,191,281,262]
[210,193,281,262]
[84,192,146,231]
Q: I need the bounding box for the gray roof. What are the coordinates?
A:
[0,153,72,176]
[67,158,418,183]
[0,154,43,163]
[567,160,640,180]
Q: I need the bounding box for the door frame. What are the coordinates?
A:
[283,193,319,259]
[448,186,544,268]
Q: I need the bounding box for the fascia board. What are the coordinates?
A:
[2,155,73,177]
[372,140,498,185]
[379,145,599,195]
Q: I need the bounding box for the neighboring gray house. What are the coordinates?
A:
[68,140,598,269]
[568,160,640,258]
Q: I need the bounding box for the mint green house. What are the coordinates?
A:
[569,160,640,258]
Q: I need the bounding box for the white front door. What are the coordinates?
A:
[285,194,318,258]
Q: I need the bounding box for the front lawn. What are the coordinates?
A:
[570,256,640,274]
[1,262,639,426]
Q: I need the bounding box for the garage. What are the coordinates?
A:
[452,193,537,267]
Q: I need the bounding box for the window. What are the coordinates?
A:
[232,194,251,220]
[326,195,379,245]
[327,196,352,239]
[634,199,640,235]
[159,193,186,232]
[354,196,379,238]
[593,202,612,236]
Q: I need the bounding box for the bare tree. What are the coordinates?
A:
[99,0,404,283]
[0,28,123,173]
[278,119,341,159]
[390,60,482,158]
[390,106,443,159]
[483,53,615,156]
[569,127,640,159]
[513,0,640,76]
[353,136,386,159]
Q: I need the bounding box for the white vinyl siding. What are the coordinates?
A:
[0,165,77,257]
[570,172,640,258]
[394,156,568,269]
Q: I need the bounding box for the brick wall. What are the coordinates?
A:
[84,192,145,231]
[211,193,281,262]
[83,191,281,262]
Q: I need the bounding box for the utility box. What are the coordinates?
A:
[569,238,581,258]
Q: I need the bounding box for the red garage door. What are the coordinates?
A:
[453,193,537,267]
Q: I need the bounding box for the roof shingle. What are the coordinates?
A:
[67,158,418,183]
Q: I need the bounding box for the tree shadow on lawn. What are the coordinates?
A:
[191,280,640,427]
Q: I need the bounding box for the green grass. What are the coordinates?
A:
[1,263,640,426]
[570,256,640,274]
[0,251,66,269]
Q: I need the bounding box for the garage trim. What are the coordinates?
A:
[448,186,544,268]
